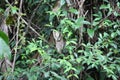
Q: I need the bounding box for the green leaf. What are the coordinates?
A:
[76,57,82,63]
[67,74,79,79]
[113,11,118,17]
[83,21,91,25]
[64,67,71,73]
[44,71,50,78]
[111,32,117,38]
[100,4,110,9]
[50,71,62,79]
[11,6,18,14]
[60,0,65,6]
[0,8,4,13]
[74,17,84,30]
[69,8,78,14]
[0,38,11,60]
[0,30,9,45]
[86,75,94,80]
[87,29,94,38]
[117,30,120,35]
[76,17,84,26]
[27,42,38,53]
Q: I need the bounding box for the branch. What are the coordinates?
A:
[12,0,23,73]
[26,1,42,33]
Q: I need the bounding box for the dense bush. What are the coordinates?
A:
[0,0,120,80]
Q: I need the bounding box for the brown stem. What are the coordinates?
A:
[12,0,23,73]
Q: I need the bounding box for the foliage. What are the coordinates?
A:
[0,31,11,59]
[0,0,120,80]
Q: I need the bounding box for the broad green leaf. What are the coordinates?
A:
[0,30,9,45]
[87,29,94,38]
[0,38,11,60]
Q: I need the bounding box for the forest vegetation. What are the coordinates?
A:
[0,0,120,80]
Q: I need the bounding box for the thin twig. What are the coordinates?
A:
[26,1,42,33]
[21,17,55,48]
[21,18,41,36]
[78,0,85,46]
[12,0,23,73]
